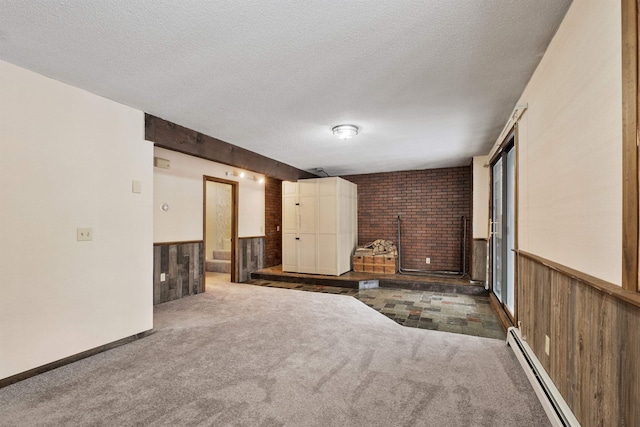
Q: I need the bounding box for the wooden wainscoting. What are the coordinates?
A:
[471,238,487,283]
[153,241,204,305]
[239,237,265,282]
[517,251,640,426]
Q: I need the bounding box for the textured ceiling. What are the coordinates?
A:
[0,1,571,175]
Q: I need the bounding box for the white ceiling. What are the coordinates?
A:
[0,1,571,176]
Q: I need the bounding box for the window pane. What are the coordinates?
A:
[506,148,515,314]
[492,158,503,303]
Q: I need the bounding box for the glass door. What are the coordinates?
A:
[491,158,503,303]
[491,136,516,319]
[505,147,515,315]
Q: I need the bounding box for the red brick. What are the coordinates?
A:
[342,166,472,273]
[264,176,282,268]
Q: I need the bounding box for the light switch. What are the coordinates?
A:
[77,228,93,241]
[160,273,166,282]
[545,335,550,355]
[132,180,142,194]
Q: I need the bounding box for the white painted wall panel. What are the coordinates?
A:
[516,0,622,285]
[0,61,153,379]
[472,155,490,239]
[153,147,265,242]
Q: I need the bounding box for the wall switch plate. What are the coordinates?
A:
[132,180,142,194]
[160,273,166,282]
[77,228,93,241]
[277,225,280,232]
[154,157,170,169]
[426,257,431,264]
[545,335,550,355]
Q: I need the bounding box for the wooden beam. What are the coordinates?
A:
[621,0,639,292]
[145,114,316,182]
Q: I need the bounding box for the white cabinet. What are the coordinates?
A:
[282,177,357,276]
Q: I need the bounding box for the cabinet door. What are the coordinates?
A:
[297,180,318,273]
[282,233,298,272]
[282,182,299,272]
[317,180,337,274]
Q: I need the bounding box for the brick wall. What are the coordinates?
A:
[264,176,282,267]
[342,166,472,273]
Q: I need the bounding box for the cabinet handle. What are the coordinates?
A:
[295,237,300,240]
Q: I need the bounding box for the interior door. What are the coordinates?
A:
[203,176,238,284]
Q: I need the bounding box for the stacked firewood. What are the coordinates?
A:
[354,239,398,256]
[353,240,398,274]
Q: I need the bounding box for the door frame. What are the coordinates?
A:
[203,176,239,285]
[489,129,518,324]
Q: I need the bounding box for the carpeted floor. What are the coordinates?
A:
[0,283,549,426]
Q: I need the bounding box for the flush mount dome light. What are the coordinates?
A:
[332,124,359,140]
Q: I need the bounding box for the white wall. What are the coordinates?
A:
[0,61,153,380]
[472,155,490,239]
[516,0,622,285]
[154,147,265,242]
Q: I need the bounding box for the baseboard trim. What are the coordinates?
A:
[0,329,154,389]
[507,327,580,426]
[488,292,513,331]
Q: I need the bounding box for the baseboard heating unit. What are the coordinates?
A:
[506,327,580,427]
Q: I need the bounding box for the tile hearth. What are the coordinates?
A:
[242,279,505,340]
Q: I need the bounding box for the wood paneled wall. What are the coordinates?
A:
[518,252,640,426]
[239,237,265,282]
[471,239,487,283]
[153,241,204,305]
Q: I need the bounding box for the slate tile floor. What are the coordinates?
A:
[244,279,506,340]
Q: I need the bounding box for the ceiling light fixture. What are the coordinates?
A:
[226,170,264,184]
[332,124,359,140]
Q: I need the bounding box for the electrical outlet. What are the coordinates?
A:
[426,257,431,264]
[160,273,166,282]
[545,335,550,355]
[77,228,93,241]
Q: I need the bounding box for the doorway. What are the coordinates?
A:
[203,176,238,287]
[490,133,516,321]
